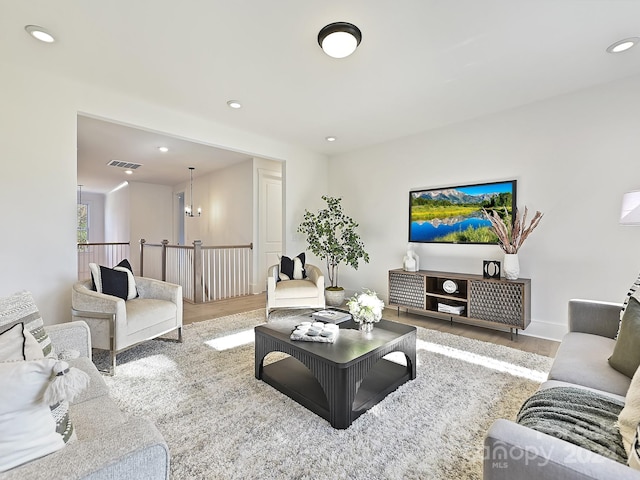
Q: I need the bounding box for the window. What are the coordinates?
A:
[77,203,89,244]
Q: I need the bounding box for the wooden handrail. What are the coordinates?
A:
[77,242,130,246]
[202,243,253,250]
[77,242,131,281]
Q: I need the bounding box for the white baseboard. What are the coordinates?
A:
[519,319,567,343]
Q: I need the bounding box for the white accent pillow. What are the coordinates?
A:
[629,424,640,470]
[0,323,44,362]
[0,358,65,472]
[0,291,54,358]
[618,365,640,455]
[293,256,304,280]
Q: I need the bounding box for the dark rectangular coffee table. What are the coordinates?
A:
[254,316,416,429]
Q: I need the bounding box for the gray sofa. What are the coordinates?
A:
[484,299,639,479]
[0,320,169,480]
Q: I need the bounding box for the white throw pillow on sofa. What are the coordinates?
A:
[0,358,66,472]
[618,365,640,456]
[0,322,44,362]
[629,424,640,470]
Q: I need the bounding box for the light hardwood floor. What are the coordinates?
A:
[183,294,560,357]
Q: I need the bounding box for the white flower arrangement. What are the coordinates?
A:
[347,289,385,324]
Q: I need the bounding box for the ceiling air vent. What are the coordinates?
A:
[107,160,142,169]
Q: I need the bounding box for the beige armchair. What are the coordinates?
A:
[266,263,325,317]
[71,277,183,375]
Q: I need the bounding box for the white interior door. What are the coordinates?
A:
[258,169,282,292]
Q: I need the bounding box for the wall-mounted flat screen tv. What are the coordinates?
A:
[409,180,517,244]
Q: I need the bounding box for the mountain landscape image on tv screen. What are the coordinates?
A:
[409,180,516,244]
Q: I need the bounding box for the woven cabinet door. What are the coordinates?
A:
[389,272,425,310]
[468,280,524,327]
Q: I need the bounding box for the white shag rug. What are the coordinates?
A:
[100,310,553,480]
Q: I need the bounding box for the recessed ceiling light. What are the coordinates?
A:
[125,170,133,175]
[158,146,169,153]
[25,25,55,43]
[325,136,337,142]
[606,37,639,54]
[227,100,242,109]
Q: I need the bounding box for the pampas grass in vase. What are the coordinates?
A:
[482,206,543,279]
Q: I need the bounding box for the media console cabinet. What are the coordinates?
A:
[388,269,531,338]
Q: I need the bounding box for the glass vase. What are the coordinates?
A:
[359,321,374,333]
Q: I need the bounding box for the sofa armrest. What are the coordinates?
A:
[484,419,639,480]
[135,277,182,304]
[72,282,124,316]
[0,417,169,480]
[305,264,324,290]
[568,299,622,339]
[267,265,278,294]
[46,321,92,359]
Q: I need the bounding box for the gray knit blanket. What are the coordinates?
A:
[516,386,627,463]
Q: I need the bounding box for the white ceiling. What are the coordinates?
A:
[76,115,252,193]
[3,1,640,192]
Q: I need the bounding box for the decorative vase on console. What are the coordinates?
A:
[403,244,419,272]
[483,206,544,280]
[502,253,520,280]
[347,289,384,333]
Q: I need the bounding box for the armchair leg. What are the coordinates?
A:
[94,348,116,376]
[109,350,116,376]
[155,326,183,343]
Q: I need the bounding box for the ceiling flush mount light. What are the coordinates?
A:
[607,37,639,54]
[125,170,133,175]
[227,100,242,109]
[185,167,201,217]
[158,146,169,153]
[325,136,337,142]
[318,22,362,58]
[25,25,55,43]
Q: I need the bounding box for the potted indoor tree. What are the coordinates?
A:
[297,195,370,306]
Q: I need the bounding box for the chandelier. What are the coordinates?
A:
[185,167,201,217]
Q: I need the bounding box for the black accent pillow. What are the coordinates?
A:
[116,258,134,274]
[97,266,130,300]
[278,253,306,281]
[279,256,295,280]
[89,259,138,300]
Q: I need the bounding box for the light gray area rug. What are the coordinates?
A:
[100,310,553,480]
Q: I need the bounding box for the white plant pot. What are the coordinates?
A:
[503,253,520,280]
[325,288,345,307]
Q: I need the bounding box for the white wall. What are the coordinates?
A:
[80,191,105,242]
[0,60,328,324]
[104,184,130,244]
[0,64,76,324]
[329,74,640,341]
[129,182,174,275]
[180,160,253,246]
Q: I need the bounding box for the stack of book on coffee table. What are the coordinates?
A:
[311,309,352,324]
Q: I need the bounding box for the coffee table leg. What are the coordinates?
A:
[320,367,355,430]
[254,331,266,379]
